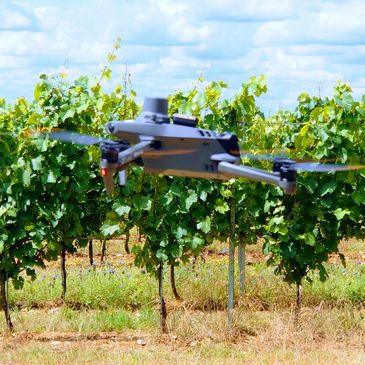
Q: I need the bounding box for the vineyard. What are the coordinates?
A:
[2,50,365,363]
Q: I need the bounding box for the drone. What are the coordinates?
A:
[44,97,364,196]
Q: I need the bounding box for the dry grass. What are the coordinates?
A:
[1,305,365,364]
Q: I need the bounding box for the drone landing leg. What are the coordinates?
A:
[118,170,127,185]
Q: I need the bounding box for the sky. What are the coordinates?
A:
[1,0,365,115]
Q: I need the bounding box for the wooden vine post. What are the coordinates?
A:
[88,239,94,266]
[60,245,67,301]
[158,263,168,333]
[0,271,13,331]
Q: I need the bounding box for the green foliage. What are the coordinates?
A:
[2,40,365,326]
[251,83,365,286]
[0,50,139,293]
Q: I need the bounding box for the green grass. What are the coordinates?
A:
[9,256,365,313]
[10,264,157,310]
[7,306,158,333]
[3,242,365,364]
[307,263,365,303]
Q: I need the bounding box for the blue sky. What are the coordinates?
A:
[1,0,365,114]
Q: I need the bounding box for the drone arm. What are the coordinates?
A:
[218,161,279,184]
[101,140,154,196]
[118,140,154,165]
[217,161,297,195]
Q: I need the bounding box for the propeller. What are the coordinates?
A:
[242,152,365,173]
[0,131,30,139]
[240,147,300,159]
[292,162,365,172]
[36,129,129,149]
[47,130,103,146]
[35,129,132,195]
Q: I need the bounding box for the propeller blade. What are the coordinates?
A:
[240,148,300,160]
[294,162,365,172]
[241,147,300,155]
[240,153,275,161]
[241,152,338,164]
[47,131,103,145]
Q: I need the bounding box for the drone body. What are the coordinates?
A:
[100,97,298,195]
[106,118,240,180]
[46,97,363,196]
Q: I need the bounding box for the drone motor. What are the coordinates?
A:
[272,159,297,195]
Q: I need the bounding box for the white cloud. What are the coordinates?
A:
[317,0,365,43]
[208,0,299,20]
[0,9,31,30]
[159,0,303,22]
[254,47,342,81]
[147,0,212,43]
[0,31,68,56]
[0,55,30,69]
[254,1,365,46]
[159,54,210,72]
[33,6,59,29]
[0,68,37,100]
[126,63,154,75]
[351,77,365,99]
[68,42,113,64]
